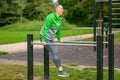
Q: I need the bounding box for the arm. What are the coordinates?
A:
[42,16,52,42]
[56,27,61,42]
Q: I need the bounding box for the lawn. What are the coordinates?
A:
[0,21,93,44]
[0,64,120,80]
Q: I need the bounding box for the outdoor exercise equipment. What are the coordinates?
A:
[27,33,114,80]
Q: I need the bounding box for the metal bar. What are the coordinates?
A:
[112,18,120,20]
[112,8,120,10]
[112,0,120,1]
[44,46,49,80]
[109,0,112,33]
[102,11,104,36]
[112,13,120,15]
[112,3,120,5]
[27,34,33,80]
[96,20,103,22]
[108,33,114,80]
[96,0,109,2]
[112,23,120,25]
[97,35,103,80]
[62,41,108,44]
[105,26,108,48]
[32,42,97,47]
[94,0,97,51]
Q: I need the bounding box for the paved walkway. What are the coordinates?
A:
[0,34,93,53]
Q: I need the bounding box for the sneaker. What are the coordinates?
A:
[58,70,70,77]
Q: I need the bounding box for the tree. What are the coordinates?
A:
[59,0,93,26]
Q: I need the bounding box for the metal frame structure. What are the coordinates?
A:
[27,33,114,80]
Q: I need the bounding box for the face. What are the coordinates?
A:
[56,5,64,16]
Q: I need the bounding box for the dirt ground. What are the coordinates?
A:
[0,44,120,68]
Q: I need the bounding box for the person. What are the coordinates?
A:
[40,4,70,77]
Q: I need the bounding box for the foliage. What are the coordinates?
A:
[59,0,94,26]
[0,0,53,26]
[0,0,119,28]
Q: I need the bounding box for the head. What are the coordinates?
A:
[55,4,64,16]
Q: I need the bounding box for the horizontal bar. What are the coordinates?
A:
[71,27,106,30]
[95,0,108,2]
[112,18,120,20]
[112,23,120,25]
[32,42,97,47]
[112,0,120,2]
[63,41,108,44]
[112,3,120,5]
[71,27,93,30]
[112,8,120,10]
[104,23,109,25]
[112,13,120,15]
[104,16,109,18]
[96,20,103,22]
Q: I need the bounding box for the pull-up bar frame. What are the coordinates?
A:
[27,33,114,80]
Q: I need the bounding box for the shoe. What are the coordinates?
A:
[58,70,70,77]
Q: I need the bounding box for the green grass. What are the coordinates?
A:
[114,33,120,44]
[0,51,8,55]
[0,64,120,80]
[0,21,93,44]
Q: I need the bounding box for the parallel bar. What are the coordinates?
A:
[112,13,120,15]
[112,23,120,25]
[112,0,120,1]
[112,3,120,5]
[62,41,108,44]
[112,18,120,20]
[108,33,114,80]
[104,16,109,18]
[97,35,103,80]
[27,34,33,80]
[96,0,109,2]
[96,20,103,22]
[71,27,106,30]
[32,42,97,47]
[44,46,49,80]
[112,8,120,10]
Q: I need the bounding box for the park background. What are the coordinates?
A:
[0,0,120,80]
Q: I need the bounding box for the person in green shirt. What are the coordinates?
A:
[40,4,70,77]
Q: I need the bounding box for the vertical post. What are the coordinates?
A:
[102,10,104,36]
[97,35,103,80]
[108,33,114,80]
[105,26,108,48]
[109,0,112,33]
[44,46,49,80]
[94,0,97,51]
[27,34,33,80]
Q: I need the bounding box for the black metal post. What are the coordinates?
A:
[102,10,104,36]
[97,35,103,80]
[109,0,112,33]
[105,26,108,48]
[44,46,49,80]
[94,0,97,51]
[27,34,33,80]
[108,33,114,80]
